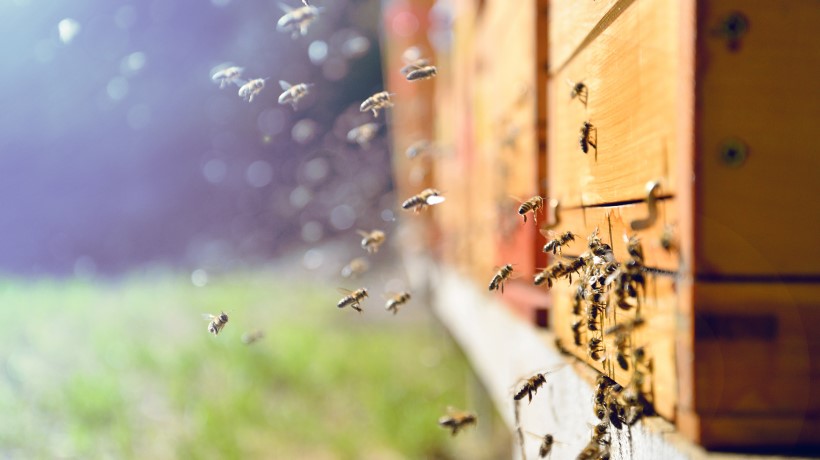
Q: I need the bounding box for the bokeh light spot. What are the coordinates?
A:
[203,159,227,184]
[308,40,328,65]
[291,119,318,144]
[127,104,152,130]
[302,248,324,270]
[58,18,81,44]
[342,36,370,58]
[256,108,285,136]
[107,76,129,101]
[304,158,329,182]
[120,52,146,75]
[322,57,349,81]
[191,269,209,287]
[245,161,273,188]
[114,5,137,30]
[330,204,356,230]
[301,221,323,243]
[289,186,312,209]
[391,11,419,37]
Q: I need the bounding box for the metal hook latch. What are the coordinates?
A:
[540,198,561,231]
[630,181,661,231]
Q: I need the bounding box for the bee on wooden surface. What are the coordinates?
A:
[591,422,609,444]
[277,0,322,39]
[204,311,229,335]
[588,337,606,362]
[571,319,584,346]
[660,224,676,252]
[625,234,645,264]
[489,264,514,293]
[357,229,386,254]
[405,139,431,159]
[566,79,588,105]
[241,330,265,345]
[517,196,544,224]
[211,66,245,89]
[571,284,584,315]
[346,122,380,148]
[401,188,445,212]
[579,121,597,154]
[514,372,548,403]
[341,257,369,278]
[438,407,477,436]
[542,230,577,255]
[238,78,267,102]
[562,256,588,283]
[360,91,394,117]
[384,291,411,315]
[337,288,368,313]
[278,80,313,109]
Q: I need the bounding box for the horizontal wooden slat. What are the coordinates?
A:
[548,0,678,208]
[548,0,622,73]
[695,0,820,276]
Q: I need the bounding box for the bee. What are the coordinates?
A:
[400,57,430,76]
[488,264,514,293]
[571,283,584,315]
[277,0,322,39]
[542,231,577,255]
[514,372,547,403]
[278,80,313,109]
[591,422,609,444]
[405,64,438,81]
[438,407,477,436]
[660,224,676,252]
[534,262,565,288]
[517,196,544,223]
[588,337,606,362]
[357,229,386,254]
[341,257,369,279]
[402,188,445,212]
[384,291,411,315]
[405,139,431,159]
[360,91,394,117]
[346,122,380,148]
[566,79,587,105]
[562,256,588,283]
[579,121,597,154]
[625,234,644,264]
[337,288,368,312]
[238,78,267,102]
[211,66,244,89]
[204,311,229,335]
[241,330,265,345]
[524,432,556,459]
[571,319,584,346]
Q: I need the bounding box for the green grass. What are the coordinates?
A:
[0,271,505,459]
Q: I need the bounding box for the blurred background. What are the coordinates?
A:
[0,0,510,458]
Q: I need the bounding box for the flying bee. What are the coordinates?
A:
[238,78,267,102]
[277,0,322,39]
[402,188,445,212]
[566,79,588,105]
[211,66,245,89]
[204,311,229,335]
[524,432,556,459]
[406,65,437,81]
[278,80,313,109]
[400,58,430,76]
[571,319,584,346]
[438,407,477,436]
[488,264,514,293]
[579,121,597,154]
[514,371,552,403]
[241,330,265,345]
[337,288,368,312]
[405,139,431,159]
[562,256,588,283]
[542,230,577,255]
[360,91,394,117]
[357,229,386,254]
[534,262,565,288]
[625,234,645,264]
[384,291,411,315]
[588,337,606,362]
[341,257,369,279]
[346,122,380,148]
[517,196,544,223]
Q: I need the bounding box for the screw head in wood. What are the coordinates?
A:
[719,138,749,168]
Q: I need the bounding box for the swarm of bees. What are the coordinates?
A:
[438,407,477,436]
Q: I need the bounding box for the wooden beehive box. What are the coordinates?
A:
[547,0,820,450]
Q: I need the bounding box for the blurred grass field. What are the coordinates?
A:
[0,265,509,459]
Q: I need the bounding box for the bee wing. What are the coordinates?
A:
[524,430,545,440]
[232,77,247,87]
[425,195,445,205]
[279,2,294,12]
[356,229,370,238]
[279,80,292,90]
[337,287,355,295]
[301,0,309,5]
[202,313,216,321]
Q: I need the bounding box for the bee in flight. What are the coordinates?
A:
[204,311,229,336]
[579,121,597,154]
[357,229,386,254]
[402,58,437,81]
[276,0,322,39]
[488,264,514,293]
[517,195,544,224]
[524,432,556,459]
[341,257,369,279]
[566,78,588,106]
[337,288,368,313]
[438,407,477,436]
[211,66,245,89]
[514,373,546,403]
[542,230,577,255]
[241,330,265,345]
[384,291,411,315]
[278,80,313,109]
[402,188,445,212]
[360,91,394,117]
[346,122,380,148]
[238,78,267,102]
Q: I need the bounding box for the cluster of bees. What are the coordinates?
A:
[208,0,477,439]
